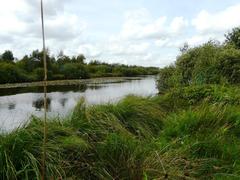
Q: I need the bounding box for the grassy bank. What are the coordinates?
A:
[1,84,240,179]
[0,76,142,89]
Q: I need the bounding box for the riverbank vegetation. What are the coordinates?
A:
[157,27,240,92]
[0,50,159,84]
[1,86,240,179]
[0,28,240,179]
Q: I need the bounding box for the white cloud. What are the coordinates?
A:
[192,3,240,34]
[170,17,188,33]
[117,8,188,41]
[104,8,189,66]
[77,44,102,58]
[155,39,169,47]
[155,34,221,48]
[1,1,240,67]
[107,41,150,56]
[0,0,87,58]
[186,34,223,46]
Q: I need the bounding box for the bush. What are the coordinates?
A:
[225,27,240,49]
[0,62,29,83]
[32,68,54,81]
[158,65,179,92]
[158,40,240,92]
[61,63,90,79]
[217,47,240,84]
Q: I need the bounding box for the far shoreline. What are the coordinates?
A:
[0,76,150,89]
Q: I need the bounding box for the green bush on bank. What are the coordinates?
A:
[0,62,30,83]
[158,27,240,93]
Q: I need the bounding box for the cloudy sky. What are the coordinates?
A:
[0,0,240,67]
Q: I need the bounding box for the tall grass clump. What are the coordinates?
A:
[70,95,165,139]
[0,117,94,179]
[0,118,65,179]
[153,84,240,113]
[161,103,240,178]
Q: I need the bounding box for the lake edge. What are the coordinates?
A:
[0,76,145,89]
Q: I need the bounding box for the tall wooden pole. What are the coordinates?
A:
[40,0,48,179]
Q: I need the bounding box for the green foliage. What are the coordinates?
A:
[217,47,240,84]
[225,27,240,49]
[0,50,14,63]
[32,68,53,81]
[0,50,159,84]
[71,96,165,139]
[160,104,240,178]
[161,85,240,108]
[177,41,222,85]
[158,65,179,92]
[0,119,65,179]
[0,62,29,83]
[86,63,158,78]
[16,55,41,73]
[158,28,240,92]
[72,54,86,64]
[61,63,90,79]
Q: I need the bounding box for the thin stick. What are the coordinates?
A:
[40,0,48,179]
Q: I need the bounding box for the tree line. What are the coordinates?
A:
[158,27,240,92]
[0,50,159,84]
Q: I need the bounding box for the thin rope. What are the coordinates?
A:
[40,0,48,179]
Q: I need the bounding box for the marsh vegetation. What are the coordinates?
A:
[0,27,240,179]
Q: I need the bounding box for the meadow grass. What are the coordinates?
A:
[0,85,240,179]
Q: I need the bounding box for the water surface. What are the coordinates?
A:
[0,76,157,131]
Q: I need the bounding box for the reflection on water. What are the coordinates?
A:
[59,98,68,107]
[8,103,16,110]
[0,84,88,96]
[32,98,51,111]
[0,76,158,131]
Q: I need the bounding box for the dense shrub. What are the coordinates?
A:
[217,47,240,84]
[158,65,179,92]
[158,28,240,92]
[0,62,29,83]
[61,63,90,79]
[225,27,240,49]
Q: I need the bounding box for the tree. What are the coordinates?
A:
[1,50,14,62]
[75,54,86,64]
[72,54,86,64]
[57,50,71,64]
[30,49,52,70]
[225,27,240,49]
[89,60,101,65]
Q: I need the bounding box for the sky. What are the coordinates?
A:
[0,0,240,67]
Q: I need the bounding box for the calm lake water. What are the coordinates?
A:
[0,76,158,131]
